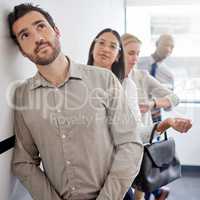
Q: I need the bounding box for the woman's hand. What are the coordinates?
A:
[139,101,155,113]
[169,118,192,133]
[157,118,192,133]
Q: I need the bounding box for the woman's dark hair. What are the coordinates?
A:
[87,28,125,82]
[8,3,56,45]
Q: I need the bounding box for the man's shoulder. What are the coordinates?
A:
[13,79,34,105]
[79,64,112,76]
[76,63,119,90]
[12,79,31,107]
[78,63,114,82]
[158,61,172,71]
[14,79,30,93]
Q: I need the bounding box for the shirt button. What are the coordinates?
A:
[71,186,76,191]
[57,109,61,113]
[66,160,71,165]
[61,134,66,139]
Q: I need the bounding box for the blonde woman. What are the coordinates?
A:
[121,33,191,200]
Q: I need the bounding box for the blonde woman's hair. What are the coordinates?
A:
[121,33,142,46]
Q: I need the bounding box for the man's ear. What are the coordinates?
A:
[54,26,60,38]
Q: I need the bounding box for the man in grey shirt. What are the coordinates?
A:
[8,3,143,200]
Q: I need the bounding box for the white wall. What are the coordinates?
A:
[0,1,125,200]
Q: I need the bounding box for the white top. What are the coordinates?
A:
[122,76,155,143]
[122,76,141,123]
[138,56,174,90]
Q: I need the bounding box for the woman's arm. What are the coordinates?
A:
[139,71,179,113]
[156,118,192,133]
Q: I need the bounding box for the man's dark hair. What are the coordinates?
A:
[87,28,125,82]
[8,3,56,45]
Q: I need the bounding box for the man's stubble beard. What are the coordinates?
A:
[21,37,61,66]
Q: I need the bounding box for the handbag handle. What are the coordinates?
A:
[149,123,168,144]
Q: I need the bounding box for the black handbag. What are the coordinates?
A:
[132,123,181,192]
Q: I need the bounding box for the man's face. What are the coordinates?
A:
[156,36,174,60]
[12,11,61,65]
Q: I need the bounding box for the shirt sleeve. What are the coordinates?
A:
[12,89,62,200]
[96,73,143,200]
[144,71,179,109]
[122,78,142,124]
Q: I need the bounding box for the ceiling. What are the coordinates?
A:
[126,0,200,6]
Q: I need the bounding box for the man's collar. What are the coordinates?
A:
[68,59,82,80]
[29,57,82,90]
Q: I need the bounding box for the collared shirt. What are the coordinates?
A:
[12,59,143,200]
[138,56,174,90]
[130,69,179,126]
